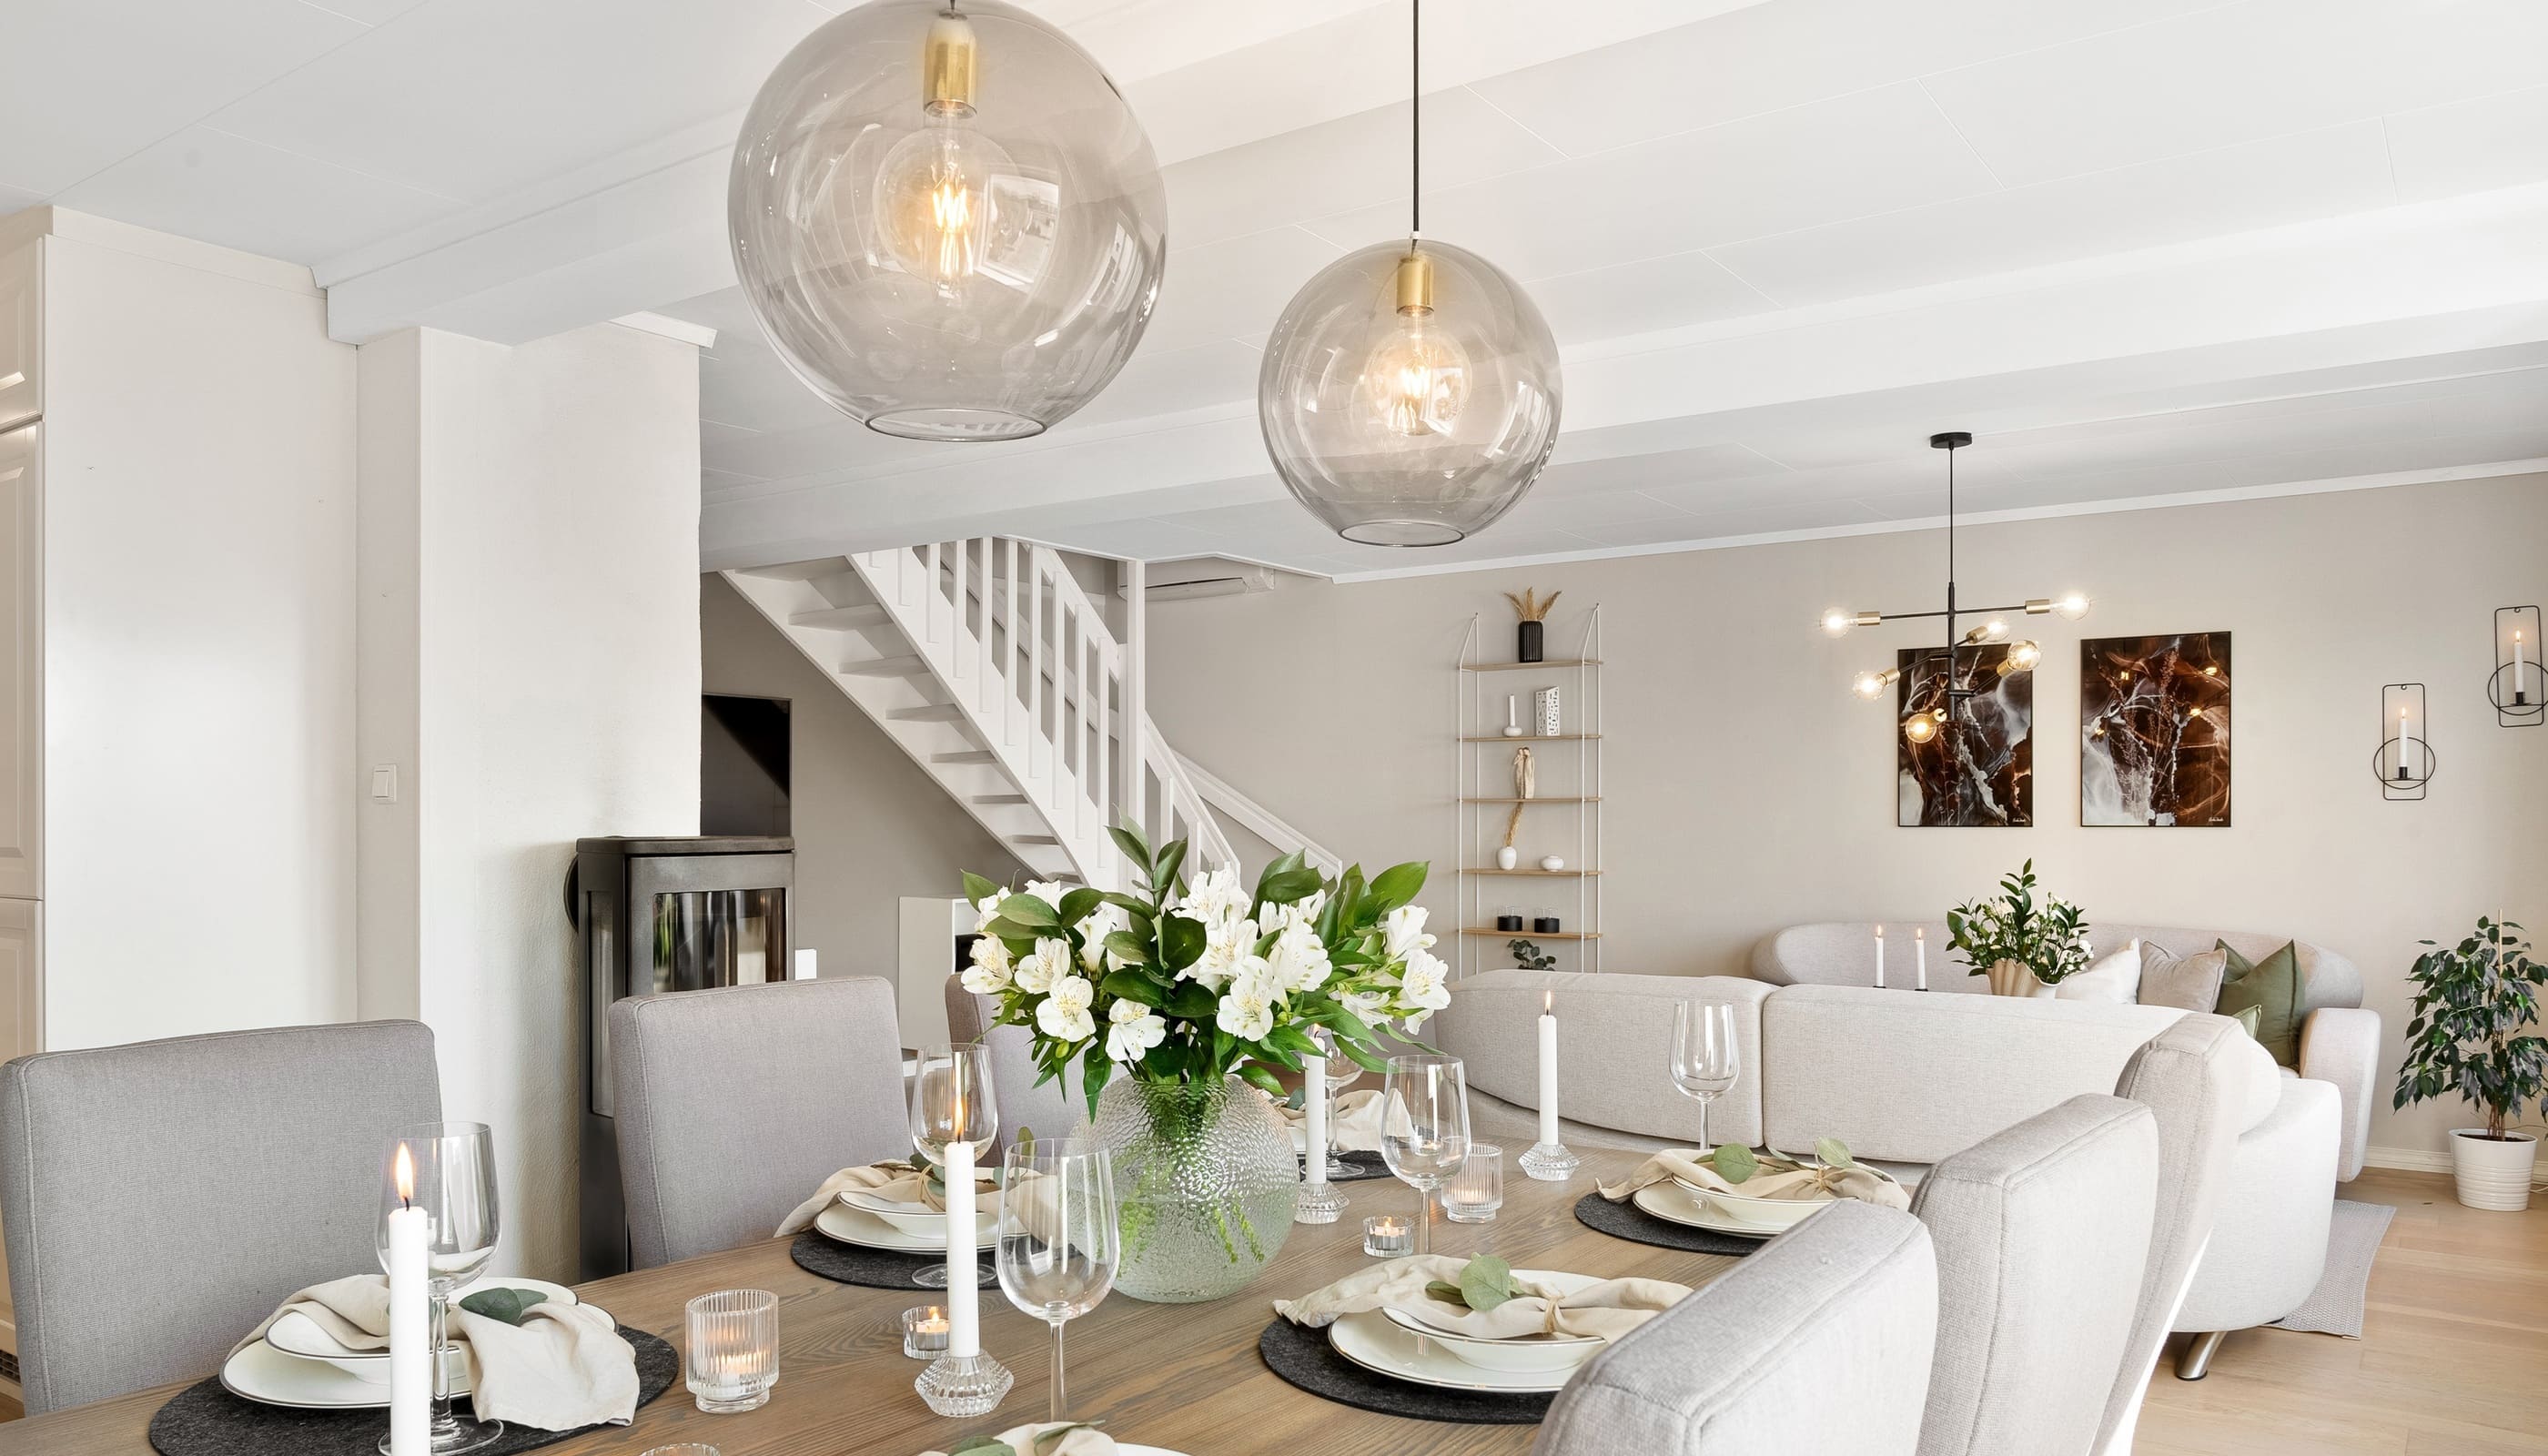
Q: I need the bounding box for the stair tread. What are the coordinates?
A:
[841,654,930,677]
[887,703,966,722]
[932,750,997,764]
[791,603,890,629]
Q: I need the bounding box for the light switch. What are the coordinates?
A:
[369,764,399,803]
[793,948,818,981]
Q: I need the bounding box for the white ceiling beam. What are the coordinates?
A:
[697,184,2548,568]
[314,0,1760,346]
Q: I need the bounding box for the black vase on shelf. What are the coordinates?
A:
[1533,916,1562,935]
[1517,620,1544,663]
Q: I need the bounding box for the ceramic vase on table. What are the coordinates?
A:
[1984,957,2053,998]
[1093,1077,1296,1302]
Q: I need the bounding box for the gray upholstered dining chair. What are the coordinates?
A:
[1533,1200,1938,1456]
[2095,1012,2258,1451]
[945,977,1089,1153]
[1912,1094,2159,1456]
[0,1020,443,1415]
[610,976,907,1268]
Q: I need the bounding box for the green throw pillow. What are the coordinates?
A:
[2215,940,2303,1067]
[2227,1004,2263,1040]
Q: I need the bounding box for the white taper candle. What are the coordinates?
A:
[1304,1051,1330,1177]
[387,1148,430,1456]
[945,1137,979,1359]
[1875,925,1886,989]
[1537,991,1561,1147]
[1916,926,1928,992]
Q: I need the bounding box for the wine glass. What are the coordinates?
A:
[996,1139,1117,1422]
[1309,1025,1363,1179]
[1671,1002,1741,1156]
[1380,1054,1470,1256]
[908,1043,999,1290]
[375,1122,502,1455]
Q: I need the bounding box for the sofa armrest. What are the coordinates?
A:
[2297,1006,2380,1182]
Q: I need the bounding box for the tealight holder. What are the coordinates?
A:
[901,1305,949,1360]
[1362,1215,1411,1257]
[915,1351,1015,1418]
[1442,1145,1504,1224]
[640,1447,722,1456]
[684,1289,778,1413]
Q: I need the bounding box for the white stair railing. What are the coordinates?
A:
[1170,751,1344,877]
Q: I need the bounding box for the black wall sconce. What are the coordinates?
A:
[2378,682,2433,801]
[2493,606,2542,728]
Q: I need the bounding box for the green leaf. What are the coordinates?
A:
[1001,894,1062,927]
[1814,1137,1855,1170]
[1238,1061,1289,1099]
[948,1438,1017,1456]
[1424,1280,1467,1306]
[1165,980,1218,1018]
[1366,861,1429,911]
[1458,1254,1520,1312]
[1150,840,1188,895]
[1108,822,1154,873]
[960,871,1003,906]
[1159,914,1207,972]
[1033,1424,1105,1453]
[1257,865,1324,907]
[1056,887,1103,929]
[458,1288,549,1326]
[1251,849,1309,906]
[1710,1145,1759,1184]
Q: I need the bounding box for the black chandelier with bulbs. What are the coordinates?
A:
[1825,432,2088,774]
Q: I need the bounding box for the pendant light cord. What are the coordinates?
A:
[1410,0,1422,244]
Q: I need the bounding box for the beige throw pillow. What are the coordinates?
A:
[2057,939,2143,1004]
[2138,941,2229,1012]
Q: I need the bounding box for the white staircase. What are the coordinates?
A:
[724,539,1322,891]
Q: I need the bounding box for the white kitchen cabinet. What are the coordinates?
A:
[0,240,37,432]
[0,422,37,902]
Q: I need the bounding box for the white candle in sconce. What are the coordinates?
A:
[2397,704,2417,781]
[945,1110,981,1360]
[387,1144,430,1456]
[1874,925,1886,990]
[2518,630,2533,707]
[1916,926,1928,992]
[1537,990,1561,1148]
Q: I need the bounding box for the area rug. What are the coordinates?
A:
[2268,1198,2395,1338]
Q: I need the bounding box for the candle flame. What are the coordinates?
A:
[1916,926,1925,941]
[393,1143,415,1207]
[1875,924,1884,939]
[1543,988,1553,1014]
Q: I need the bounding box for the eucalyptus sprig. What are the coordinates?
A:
[950,1421,1107,1456]
[1424,1254,1524,1312]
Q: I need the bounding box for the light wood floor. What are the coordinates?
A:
[0,1170,2532,1448]
[2138,1168,2548,1454]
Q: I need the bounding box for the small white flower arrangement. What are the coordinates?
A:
[963,824,1448,1115]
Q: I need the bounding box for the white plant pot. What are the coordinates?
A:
[2449,1128,2537,1211]
[1495,846,1519,871]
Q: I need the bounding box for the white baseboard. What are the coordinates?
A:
[2363,1144,2453,1174]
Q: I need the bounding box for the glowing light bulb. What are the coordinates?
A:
[1360,250,1469,438]
[2056,592,2090,621]
[870,15,1020,293]
[2009,640,2042,670]
[1854,668,1896,700]
[1903,712,1941,744]
[1823,610,1853,637]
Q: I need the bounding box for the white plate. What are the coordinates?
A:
[1379,1306,1603,1376]
[222,1336,474,1410]
[1664,1179,1825,1232]
[814,1199,996,1253]
[1326,1270,1602,1394]
[1633,1181,1814,1240]
[838,1186,1005,1239]
[267,1277,579,1367]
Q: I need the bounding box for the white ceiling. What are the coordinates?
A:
[9,0,2548,580]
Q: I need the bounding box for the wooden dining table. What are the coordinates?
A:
[10,1148,1741,1455]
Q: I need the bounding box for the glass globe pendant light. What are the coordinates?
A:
[1257,0,1562,545]
[730,0,1168,441]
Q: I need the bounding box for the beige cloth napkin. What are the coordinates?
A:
[1274,1255,1690,1342]
[1597,1149,1910,1210]
[777,1161,1000,1237]
[920,1421,1114,1456]
[235,1276,639,1432]
[1279,1088,1384,1153]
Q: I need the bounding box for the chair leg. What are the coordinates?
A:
[2176,1330,2226,1380]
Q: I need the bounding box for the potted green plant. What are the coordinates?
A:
[2394,915,2544,1211]
[1945,860,2090,996]
[1509,938,1556,972]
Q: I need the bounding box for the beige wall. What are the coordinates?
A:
[1146,473,2548,1165]
[700,573,1024,1015]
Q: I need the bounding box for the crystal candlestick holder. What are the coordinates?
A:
[1520,1140,1582,1182]
[684,1289,778,1414]
[915,1351,1014,1418]
[1295,1172,1350,1225]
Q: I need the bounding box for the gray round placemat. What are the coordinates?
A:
[1300,1150,1393,1183]
[1257,1319,1552,1425]
[792,1229,994,1290]
[147,1326,675,1456]
[1572,1191,1767,1258]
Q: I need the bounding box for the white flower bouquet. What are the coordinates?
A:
[961,824,1448,1117]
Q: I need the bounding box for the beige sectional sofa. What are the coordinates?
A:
[1427,965,2354,1382]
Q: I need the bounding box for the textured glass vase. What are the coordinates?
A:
[1092,1077,1295,1303]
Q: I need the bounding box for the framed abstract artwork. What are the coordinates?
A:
[1897,643,2032,826]
[2080,632,2232,826]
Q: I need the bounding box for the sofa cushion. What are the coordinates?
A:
[2214,940,2304,1067]
[1754,923,2362,1015]
[1760,986,2187,1165]
[1428,970,1768,1148]
[2136,943,2227,1012]
[2056,940,2142,1005]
